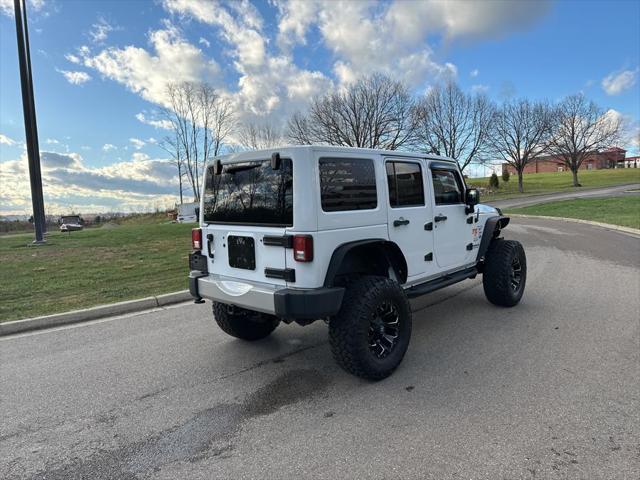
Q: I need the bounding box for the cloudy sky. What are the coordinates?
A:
[0,0,639,215]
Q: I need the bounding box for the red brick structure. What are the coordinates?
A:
[501,147,634,175]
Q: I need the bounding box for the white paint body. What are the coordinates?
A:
[197,146,498,298]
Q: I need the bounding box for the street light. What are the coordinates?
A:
[14,0,46,244]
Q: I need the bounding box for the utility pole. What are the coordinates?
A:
[14,0,46,244]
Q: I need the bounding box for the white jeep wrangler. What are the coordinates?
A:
[189,146,526,380]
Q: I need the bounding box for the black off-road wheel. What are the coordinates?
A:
[212,302,280,341]
[329,276,412,381]
[483,239,527,307]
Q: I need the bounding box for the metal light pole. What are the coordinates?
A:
[14,0,46,244]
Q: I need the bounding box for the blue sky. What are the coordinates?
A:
[0,0,639,215]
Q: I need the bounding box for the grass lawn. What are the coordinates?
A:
[506,196,640,229]
[0,222,193,322]
[469,169,640,201]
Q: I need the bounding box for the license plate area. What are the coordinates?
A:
[228,236,256,270]
[189,252,208,272]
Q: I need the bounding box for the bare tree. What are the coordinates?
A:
[238,122,283,150]
[489,99,554,192]
[161,82,236,202]
[548,94,622,187]
[414,82,494,172]
[287,73,416,150]
[159,130,186,204]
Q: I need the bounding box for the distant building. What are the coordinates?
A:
[501,147,637,175]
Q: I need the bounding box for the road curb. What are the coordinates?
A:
[509,214,640,236]
[0,290,191,336]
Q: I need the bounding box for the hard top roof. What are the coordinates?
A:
[211,145,457,165]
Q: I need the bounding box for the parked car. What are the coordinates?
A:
[188,146,526,380]
[176,202,199,223]
[59,215,83,232]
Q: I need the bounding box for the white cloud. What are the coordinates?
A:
[470,69,479,78]
[65,53,81,64]
[129,138,146,150]
[45,138,59,144]
[160,1,331,119]
[423,0,551,39]
[471,84,489,94]
[89,17,115,44]
[0,150,181,215]
[198,37,210,48]
[163,0,266,70]
[0,133,17,146]
[604,109,640,154]
[602,68,638,96]
[131,152,150,161]
[0,0,45,17]
[80,22,220,107]
[273,0,548,87]
[275,0,318,50]
[135,113,172,130]
[58,69,92,85]
[102,143,116,152]
[315,1,458,87]
[77,0,551,138]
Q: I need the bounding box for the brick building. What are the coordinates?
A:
[501,147,637,175]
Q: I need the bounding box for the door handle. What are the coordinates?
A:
[434,214,448,222]
[206,233,214,259]
[393,218,410,227]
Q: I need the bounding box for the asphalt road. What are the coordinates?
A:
[490,183,640,209]
[1,218,639,480]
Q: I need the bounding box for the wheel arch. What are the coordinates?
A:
[323,239,408,287]
[476,215,510,262]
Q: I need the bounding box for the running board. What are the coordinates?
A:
[405,267,478,299]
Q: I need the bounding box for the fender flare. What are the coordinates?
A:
[476,215,510,262]
[323,239,408,287]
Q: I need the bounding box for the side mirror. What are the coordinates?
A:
[465,188,480,206]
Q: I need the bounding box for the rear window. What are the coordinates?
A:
[203,158,293,226]
[386,161,424,207]
[319,158,377,212]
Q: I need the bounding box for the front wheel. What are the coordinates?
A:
[212,302,280,341]
[483,239,527,307]
[329,276,412,380]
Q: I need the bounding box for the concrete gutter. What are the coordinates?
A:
[0,290,191,336]
[509,214,640,237]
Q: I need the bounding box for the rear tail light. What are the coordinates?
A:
[293,235,313,262]
[192,228,202,250]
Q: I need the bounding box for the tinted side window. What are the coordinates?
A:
[319,158,377,212]
[386,161,425,208]
[432,169,463,205]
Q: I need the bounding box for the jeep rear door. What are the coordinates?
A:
[200,158,293,286]
[385,158,432,278]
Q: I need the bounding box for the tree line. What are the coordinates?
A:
[160,74,622,200]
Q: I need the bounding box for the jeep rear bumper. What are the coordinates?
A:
[189,271,345,319]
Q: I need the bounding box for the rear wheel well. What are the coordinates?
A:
[325,241,408,287]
